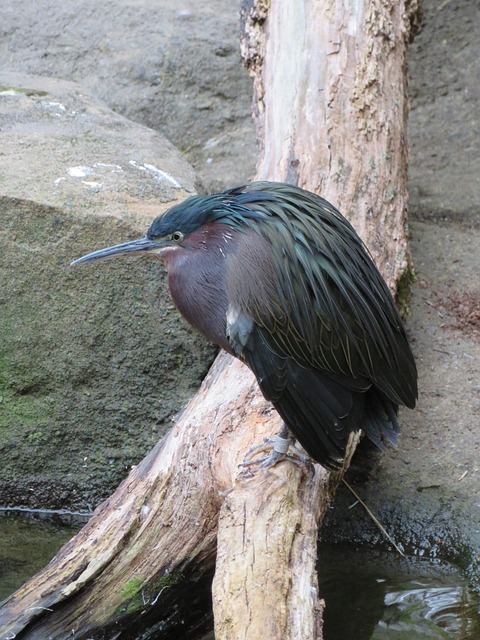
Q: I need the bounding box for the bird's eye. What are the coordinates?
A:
[171,231,184,243]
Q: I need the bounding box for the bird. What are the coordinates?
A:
[72,181,417,470]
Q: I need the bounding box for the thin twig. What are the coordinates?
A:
[342,479,405,557]
[432,347,453,356]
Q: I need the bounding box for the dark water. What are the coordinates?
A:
[318,543,479,640]
[0,510,82,602]
[0,513,478,639]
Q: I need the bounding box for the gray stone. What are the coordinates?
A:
[408,0,480,225]
[0,73,216,509]
[0,0,257,192]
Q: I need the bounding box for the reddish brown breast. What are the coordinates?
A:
[161,223,239,353]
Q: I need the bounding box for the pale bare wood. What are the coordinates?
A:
[212,412,358,640]
[212,1,419,638]
[213,463,329,640]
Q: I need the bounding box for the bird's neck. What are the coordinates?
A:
[162,223,235,352]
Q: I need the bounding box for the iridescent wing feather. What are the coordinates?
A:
[225,182,417,468]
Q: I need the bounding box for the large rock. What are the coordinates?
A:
[0,0,257,191]
[0,73,216,510]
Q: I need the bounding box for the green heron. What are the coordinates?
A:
[72,181,417,470]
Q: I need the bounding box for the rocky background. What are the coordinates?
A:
[0,0,479,579]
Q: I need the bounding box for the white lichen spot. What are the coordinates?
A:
[81,181,102,188]
[44,101,67,112]
[140,504,151,520]
[129,160,182,188]
[203,137,221,150]
[94,162,123,172]
[68,166,93,178]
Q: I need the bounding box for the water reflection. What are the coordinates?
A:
[0,511,82,602]
[318,543,479,640]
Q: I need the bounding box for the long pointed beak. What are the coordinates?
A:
[71,237,161,266]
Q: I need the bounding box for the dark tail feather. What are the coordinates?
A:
[275,364,358,469]
[362,390,400,450]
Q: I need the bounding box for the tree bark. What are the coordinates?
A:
[0,1,417,639]
[214,0,418,637]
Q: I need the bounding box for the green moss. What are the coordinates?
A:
[0,387,51,432]
[154,571,183,591]
[117,572,184,617]
[26,430,47,444]
[0,350,52,435]
[121,577,143,600]
[396,264,416,318]
[118,577,145,615]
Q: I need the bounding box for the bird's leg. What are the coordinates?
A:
[239,423,291,463]
[239,423,313,474]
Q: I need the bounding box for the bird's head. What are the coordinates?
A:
[71,185,274,266]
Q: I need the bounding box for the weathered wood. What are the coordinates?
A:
[212,446,358,640]
[0,357,342,640]
[211,0,419,637]
[0,355,271,638]
[212,391,358,640]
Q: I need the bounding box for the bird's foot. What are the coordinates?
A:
[239,435,313,476]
